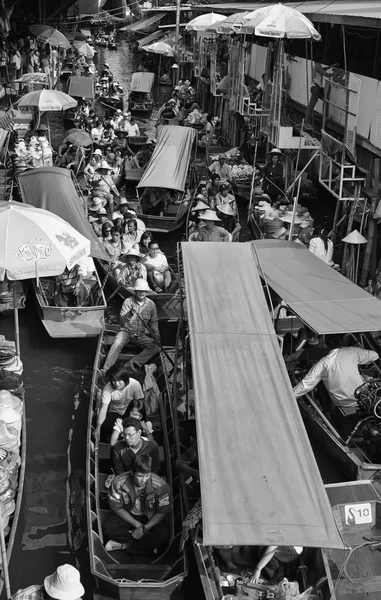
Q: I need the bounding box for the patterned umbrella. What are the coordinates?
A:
[216,12,250,34]
[186,12,226,32]
[17,90,77,111]
[239,4,321,39]
[142,42,174,57]
[36,27,71,49]
[73,41,96,58]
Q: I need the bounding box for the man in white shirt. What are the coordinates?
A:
[208,154,232,183]
[293,340,378,414]
[126,117,140,137]
[143,240,172,292]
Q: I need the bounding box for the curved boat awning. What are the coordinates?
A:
[182,242,344,549]
[137,125,196,192]
[129,72,155,93]
[67,76,96,99]
[18,167,110,261]
[252,239,381,334]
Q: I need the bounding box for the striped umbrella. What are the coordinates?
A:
[36,27,71,49]
[17,90,77,111]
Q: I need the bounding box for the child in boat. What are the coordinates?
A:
[104,454,171,554]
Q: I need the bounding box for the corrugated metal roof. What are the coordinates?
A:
[192,1,381,28]
[182,242,344,549]
[120,11,167,32]
[252,239,381,334]
[138,29,165,47]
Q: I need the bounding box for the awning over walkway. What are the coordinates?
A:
[18,167,109,262]
[120,11,167,32]
[252,240,381,334]
[182,242,344,549]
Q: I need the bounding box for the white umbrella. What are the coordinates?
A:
[73,41,96,58]
[186,12,226,32]
[142,42,174,57]
[0,201,91,281]
[239,4,321,40]
[216,12,250,34]
[17,89,77,111]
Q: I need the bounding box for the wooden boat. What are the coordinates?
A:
[0,338,26,597]
[98,95,124,112]
[86,329,187,599]
[97,260,181,322]
[136,125,197,234]
[127,135,148,149]
[32,269,107,338]
[251,239,381,481]
[125,166,145,184]
[128,73,155,116]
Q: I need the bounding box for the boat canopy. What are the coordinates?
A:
[18,167,110,262]
[252,239,381,334]
[121,12,167,32]
[137,126,196,192]
[67,76,96,99]
[138,30,165,47]
[182,242,344,549]
[129,72,155,93]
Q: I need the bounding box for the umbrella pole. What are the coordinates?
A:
[13,284,20,358]
[158,55,162,82]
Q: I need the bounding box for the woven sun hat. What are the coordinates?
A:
[126,248,141,259]
[133,278,151,292]
[119,198,129,206]
[199,209,221,222]
[193,200,210,212]
[267,148,283,156]
[216,203,235,217]
[96,160,111,171]
[97,207,108,215]
[44,565,84,600]
[89,197,106,211]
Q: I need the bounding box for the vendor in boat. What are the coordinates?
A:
[293,335,379,415]
[92,160,120,214]
[208,154,232,184]
[94,365,144,443]
[125,116,140,138]
[216,204,241,242]
[142,240,172,293]
[213,183,238,216]
[100,278,160,375]
[104,453,171,554]
[102,225,126,262]
[110,417,159,475]
[54,257,91,307]
[250,546,304,584]
[262,149,284,204]
[12,564,84,600]
[192,209,230,242]
[114,248,147,287]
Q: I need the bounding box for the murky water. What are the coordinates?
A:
[0,41,346,599]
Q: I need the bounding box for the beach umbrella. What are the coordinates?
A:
[239,4,321,39]
[186,12,226,32]
[17,89,77,111]
[36,27,71,49]
[29,24,51,37]
[142,42,174,57]
[0,201,91,355]
[73,41,96,58]
[216,12,250,34]
[64,129,93,147]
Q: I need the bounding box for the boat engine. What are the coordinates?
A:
[350,379,381,461]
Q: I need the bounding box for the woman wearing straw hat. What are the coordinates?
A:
[12,564,84,600]
[192,210,230,242]
[263,149,284,205]
[114,248,147,288]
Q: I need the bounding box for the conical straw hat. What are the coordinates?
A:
[342,229,368,244]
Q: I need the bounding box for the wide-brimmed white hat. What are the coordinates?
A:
[193,200,209,212]
[133,278,151,292]
[119,198,129,206]
[126,248,141,259]
[44,565,84,600]
[199,209,221,222]
[89,197,106,211]
[92,149,102,156]
[268,148,283,156]
[216,203,235,217]
[96,160,111,171]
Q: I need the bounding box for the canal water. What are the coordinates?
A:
[0,41,345,598]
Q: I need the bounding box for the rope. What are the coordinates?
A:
[334,538,381,593]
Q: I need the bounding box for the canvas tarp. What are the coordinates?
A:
[18,167,109,262]
[67,76,96,99]
[182,242,344,549]
[129,72,155,93]
[121,12,166,32]
[137,125,196,192]
[252,239,381,334]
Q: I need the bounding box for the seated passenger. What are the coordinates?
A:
[102,226,126,262]
[124,398,153,441]
[206,173,221,200]
[114,248,147,287]
[89,207,112,237]
[94,365,144,443]
[213,183,238,217]
[293,335,378,415]
[216,204,241,242]
[143,241,172,293]
[110,417,160,475]
[123,218,142,246]
[208,154,232,183]
[54,257,91,307]
[104,454,171,553]
[126,117,140,137]
[192,210,230,242]
[309,226,334,266]
[136,231,153,257]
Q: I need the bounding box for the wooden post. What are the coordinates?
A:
[361,158,380,287]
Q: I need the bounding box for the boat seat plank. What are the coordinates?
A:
[98,442,110,461]
[333,575,381,595]
[107,564,172,572]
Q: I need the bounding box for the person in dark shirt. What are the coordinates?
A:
[110,417,160,475]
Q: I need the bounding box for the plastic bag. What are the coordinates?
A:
[143,363,160,416]
[275,579,313,600]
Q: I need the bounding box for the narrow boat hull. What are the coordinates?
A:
[98,96,124,112]
[127,136,148,149]
[137,209,188,234]
[125,167,145,183]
